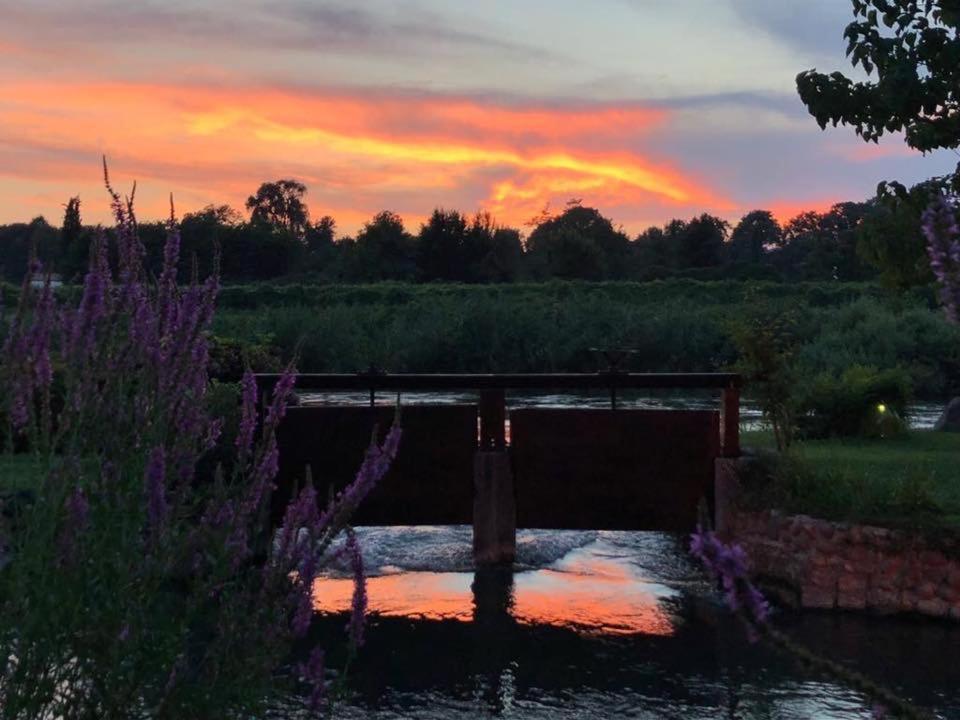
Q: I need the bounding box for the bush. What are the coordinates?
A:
[729,299,800,451]
[208,334,282,381]
[0,183,399,717]
[799,365,911,439]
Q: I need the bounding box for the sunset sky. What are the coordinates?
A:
[1,0,956,235]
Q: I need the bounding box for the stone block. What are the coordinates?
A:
[916,598,949,617]
[809,566,838,588]
[838,574,868,595]
[837,589,867,610]
[802,585,836,609]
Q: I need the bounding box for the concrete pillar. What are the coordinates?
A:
[473,450,516,565]
[714,457,746,538]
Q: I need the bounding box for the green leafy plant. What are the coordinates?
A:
[730,299,800,451]
[0,174,399,718]
[799,365,911,439]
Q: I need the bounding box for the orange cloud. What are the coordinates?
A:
[0,79,730,232]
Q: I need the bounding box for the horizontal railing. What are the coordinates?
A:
[255,372,742,457]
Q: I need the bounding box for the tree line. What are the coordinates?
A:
[0,177,939,287]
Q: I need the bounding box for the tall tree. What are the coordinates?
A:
[774,203,873,281]
[727,210,781,265]
[59,196,88,281]
[857,181,939,288]
[417,209,468,282]
[797,0,960,191]
[526,202,630,280]
[245,180,310,238]
[676,214,729,268]
[304,215,337,272]
[351,211,417,281]
[633,226,673,274]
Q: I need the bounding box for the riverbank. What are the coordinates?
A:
[723,430,960,620]
[739,430,960,530]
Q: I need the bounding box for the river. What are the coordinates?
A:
[298,527,960,719]
[290,393,956,718]
[299,391,945,432]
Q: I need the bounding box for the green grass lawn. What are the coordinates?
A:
[740,429,960,529]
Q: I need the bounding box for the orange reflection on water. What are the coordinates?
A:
[313,571,476,623]
[312,555,674,637]
[512,564,673,637]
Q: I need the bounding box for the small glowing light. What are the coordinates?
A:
[877,403,887,414]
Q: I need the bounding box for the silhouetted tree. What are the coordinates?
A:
[728,210,781,265]
[526,202,630,279]
[304,215,337,272]
[180,205,241,279]
[59,197,89,281]
[245,180,310,238]
[857,181,939,289]
[772,203,873,281]
[630,227,669,277]
[417,209,468,282]
[676,214,728,268]
[349,211,417,281]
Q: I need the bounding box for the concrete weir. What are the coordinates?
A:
[260,372,741,564]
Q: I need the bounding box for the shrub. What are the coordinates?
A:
[799,365,911,439]
[0,177,399,718]
[729,300,800,451]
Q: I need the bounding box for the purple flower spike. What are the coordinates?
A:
[345,528,367,648]
[299,647,327,712]
[923,194,960,323]
[236,369,258,460]
[144,447,168,532]
[689,525,770,638]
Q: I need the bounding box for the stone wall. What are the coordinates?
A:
[727,509,960,620]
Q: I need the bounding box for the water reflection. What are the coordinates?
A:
[302,529,960,719]
[313,541,675,636]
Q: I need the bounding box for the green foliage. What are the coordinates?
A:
[799,365,912,439]
[729,300,800,451]
[208,335,282,381]
[857,180,941,289]
[775,203,873,281]
[798,0,960,153]
[209,280,960,399]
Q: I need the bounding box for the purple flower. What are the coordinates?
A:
[236,369,258,461]
[689,525,770,638]
[58,485,90,563]
[144,446,168,532]
[345,528,367,648]
[922,194,960,323]
[298,647,326,712]
[264,368,297,429]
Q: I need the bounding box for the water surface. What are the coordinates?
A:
[301,527,960,719]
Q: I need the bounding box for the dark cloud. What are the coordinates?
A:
[0,0,553,61]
